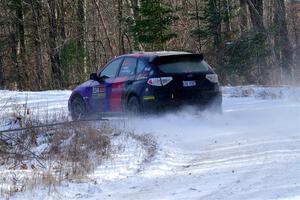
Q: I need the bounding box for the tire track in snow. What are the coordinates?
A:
[140,138,300,177]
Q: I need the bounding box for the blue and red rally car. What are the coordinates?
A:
[68,51,222,119]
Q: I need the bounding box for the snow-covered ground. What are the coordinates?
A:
[0,86,300,200]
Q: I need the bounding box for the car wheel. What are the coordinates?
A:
[127,96,141,114]
[71,96,87,120]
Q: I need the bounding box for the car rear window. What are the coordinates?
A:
[157,57,211,74]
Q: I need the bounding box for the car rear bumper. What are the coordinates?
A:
[141,91,222,112]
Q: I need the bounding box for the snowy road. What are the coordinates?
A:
[1,86,300,199]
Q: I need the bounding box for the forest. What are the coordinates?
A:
[0,0,299,90]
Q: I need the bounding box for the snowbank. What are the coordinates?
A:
[222,85,300,100]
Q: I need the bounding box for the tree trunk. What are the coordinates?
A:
[194,0,202,51]
[126,0,144,51]
[239,0,248,33]
[59,0,66,41]
[118,0,125,54]
[273,0,293,81]
[128,0,139,20]
[216,0,222,47]
[223,0,231,36]
[208,0,222,48]
[77,0,85,52]
[57,0,68,85]
[246,0,265,32]
[246,0,271,84]
[15,0,27,89]
[47,0,62,88]
[0,52,3,88]
[93,0,114,56]
[30,0,45,89]
[77,0,86,83]
[9,32,20,89]
[288,1,300,82]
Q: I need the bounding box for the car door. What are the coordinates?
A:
[110,57,138,112]
[90,58,123,112]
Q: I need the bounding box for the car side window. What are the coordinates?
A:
[136,59,152,80]
[118,57,137,77]
[136,59,146,74]
[100,58,123,78]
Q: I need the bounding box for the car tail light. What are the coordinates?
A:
[206,74,218,83]
[147,77,173,86]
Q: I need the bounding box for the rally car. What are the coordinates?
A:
[68,51,222,119]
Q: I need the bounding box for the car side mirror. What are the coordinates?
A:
[99,75,109,80]
[89,73,98,81]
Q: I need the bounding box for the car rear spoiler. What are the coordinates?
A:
[149,53,204,63]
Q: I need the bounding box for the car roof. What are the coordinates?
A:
[117,51,193,61]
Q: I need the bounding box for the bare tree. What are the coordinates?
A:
[0,0,299,89]
[246,0,265,32]
[239,0,248,33]
[76,0,86,82]
[273,0,293,81]
[118,0,125,54]
[47,0,63,88]
[126,0,144,50]
[30,0,45,89]
[194,0,202,51]
[223,0,232,36]
[58,0,66,41]
[0,52,3,87]
[93,0,114,56]
[14,0,27,89]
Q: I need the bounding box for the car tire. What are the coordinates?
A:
[70,95,87,120]
[127,96,141,114]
